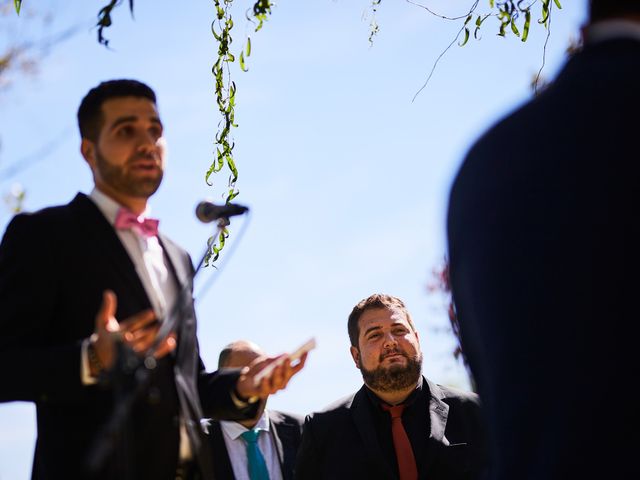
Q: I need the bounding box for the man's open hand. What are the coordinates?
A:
[90,290,176,375]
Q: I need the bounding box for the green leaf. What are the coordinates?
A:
[539,2,549,25]
[522,10,531,42]
[239,51,248,72]
[459,27,470,47]
[553,0,562,9]
[227,156,238,180]
[489,0,495,8]
[510,18,520,37]
[498,21,507,37]
[246,37,252,57]
[14,0,22,15]
[464,14,472,26]
[226,188,239,202]
[474,14,489,40]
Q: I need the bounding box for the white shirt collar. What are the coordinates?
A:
[220,410,270,441]
[88,187,152,226]
[586,19,640,44]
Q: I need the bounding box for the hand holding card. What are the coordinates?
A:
[252,337,316,386]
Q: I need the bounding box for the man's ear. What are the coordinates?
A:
[350,346,361,369]
[81,138,96,168]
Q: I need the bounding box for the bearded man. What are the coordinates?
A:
[294,294,487,480]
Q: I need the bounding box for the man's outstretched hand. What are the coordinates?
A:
[235,352,308,401]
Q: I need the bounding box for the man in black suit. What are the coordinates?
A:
[0,79,306,480]
[447,1,640,478]
[205,340,303,480]
[295,294,486,480]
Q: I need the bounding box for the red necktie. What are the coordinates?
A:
[381,403,418,480]
[114,208,159,238]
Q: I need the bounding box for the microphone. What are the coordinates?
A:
[195,200,249,223]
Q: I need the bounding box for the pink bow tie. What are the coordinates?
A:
[114,208,159,238]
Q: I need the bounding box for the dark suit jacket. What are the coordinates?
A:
[0,193,255,480]
[447,37,640,479]
[206,410,303,480]
[295,378,486,480]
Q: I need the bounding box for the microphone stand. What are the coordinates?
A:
[86,216,231,478]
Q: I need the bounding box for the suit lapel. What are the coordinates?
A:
[158,233,192,290]
[269,410,302,480]
[351,387,397,480]
[423,378,450,475]
[268,413,286,478]
[210,421,236,480]
[68,193,150,310]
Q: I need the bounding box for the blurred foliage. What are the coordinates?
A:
[366,0,382,47]
[1,1,48,92]
[427,258,476,389]
[2,2,83,214]
[3,182,25,213]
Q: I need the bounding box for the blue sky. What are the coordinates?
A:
[0,1,587,477]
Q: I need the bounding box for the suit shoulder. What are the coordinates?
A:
[1,200,78,250]
[305,392,355,426]
[269,409,304,427]
[9,201,75,227]
[432,385,482,415]
[433,383,481,408]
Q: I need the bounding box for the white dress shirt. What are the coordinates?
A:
[89,187,177,318]
[220,411,284,480]
[81,188,191,460]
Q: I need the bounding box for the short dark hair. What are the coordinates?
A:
[347,294,416,348]
[77,79,156,142]
[590,0,640,21]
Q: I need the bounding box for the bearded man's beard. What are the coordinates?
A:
[360,351,423,392]
[95,149,163,198]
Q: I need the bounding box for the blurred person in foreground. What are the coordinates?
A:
[295,294,487,480]
[447,1,640,478]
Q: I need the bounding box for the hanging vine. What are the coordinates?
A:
[11,0,562,265]
[204,0,273,265]
[370,0,562,99]
[366,0,382,47]
[27,0,273,265]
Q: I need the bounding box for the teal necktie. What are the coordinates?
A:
[240,428,270,480]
